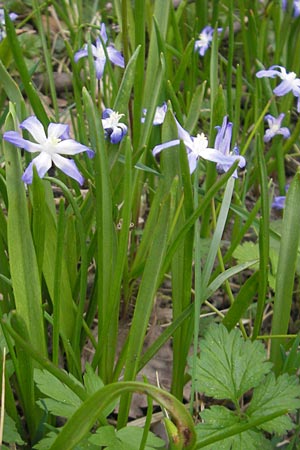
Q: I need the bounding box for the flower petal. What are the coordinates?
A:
[20,116,47,143]
[152,139,180,157]
[3,131,42,153]
[55,139,92,155]
[110,124,127,144]
[94,57,106,79]
[174,117,193,145]
[48,123,70,140]
[22,152,52,183]
[278,127,291,139]
[273,79,294,96]
[74,46,88,62]
[100,23,108,43]
[199,148,246,169]
[106,46,125,68]
[187,152,198,174]
[52,154,84,185]
[272,196,286,210]
[256,68,282,79]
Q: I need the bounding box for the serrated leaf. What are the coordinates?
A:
[190,324,272,404]
[36,399,78,419]
[247,372,300,435]
[233,239,259,267]
[34,369,82,418]
[83,363,104,396]
[3,413,24,445]
[196,406,272,450]
[33,432,99,450]
[88,425,165,450]
[117,427,165,449]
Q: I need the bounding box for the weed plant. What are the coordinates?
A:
[0,0,300,449]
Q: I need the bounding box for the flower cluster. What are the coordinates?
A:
[152,115,246,177]
[74,23,124,79]
[194,26,222,57]
[256,65,300,112]
[0,8,18,41]
[3,116,94,185]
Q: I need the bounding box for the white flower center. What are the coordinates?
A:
[44,136,61,153]
[105,111,124,128]
[95,43,105,59]
[270,123,280,133]
[198,32,210,46]
[285,71,296,81]
[193,133,208,156]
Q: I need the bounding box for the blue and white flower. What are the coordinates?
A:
[282,0,300,17]
[194,26,222,57]
[152,115,246,176]
[272,195,286,210]
[141,103,167,125]
[102,109,127,144]
[263,113,290,142]
[256,65,300,112]
[0,8,18,41]
[3,116,93,185]
[74,23,124,79]
[213,116,245,178]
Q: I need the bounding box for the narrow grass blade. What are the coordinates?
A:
[270,170,300,374]
[118,193,171,426]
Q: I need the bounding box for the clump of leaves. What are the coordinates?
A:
[189,324,300,449]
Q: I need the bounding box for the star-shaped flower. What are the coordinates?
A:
[3,116,94,185]
[0,8,18,41]
[263,113,290,142]
[102,109,127,143]
[256,65,300,112]
[194,26,222,57]
[74,23,124,79]
[152,115,246,176]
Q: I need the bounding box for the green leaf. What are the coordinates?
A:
[247,372,300,435]
[36,399,78,419]
[232,241,259,270]
[48,381,196,450]
[33,432,99,450]
[88,425,165,450]
[3,105,47,357]
[190,324,272,404]
[34,369,82,418]
[83,364,116,417]
[83,363,104,397]
[195,406,272,450]
[3,413,24,445]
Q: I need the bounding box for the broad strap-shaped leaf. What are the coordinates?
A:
[3,105,47,357]
[191,324,272,404]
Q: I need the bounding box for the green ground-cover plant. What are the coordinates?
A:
[0,0,300,448]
